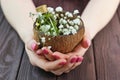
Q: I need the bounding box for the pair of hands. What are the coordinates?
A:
[25,36,91,75]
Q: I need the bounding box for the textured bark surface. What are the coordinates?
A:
[33,26,85,53]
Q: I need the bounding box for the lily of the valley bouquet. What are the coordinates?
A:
[30,5,85,53]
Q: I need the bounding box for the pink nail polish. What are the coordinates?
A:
[70,58,77,63]
[36,50,42,55]
[76,57,83,62]
[31,43,38,51]
[42,49,49,54]
[59,62,66,65]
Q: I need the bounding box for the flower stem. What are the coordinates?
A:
[49,17,58,35]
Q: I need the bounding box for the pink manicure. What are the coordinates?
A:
[31,43,38,51]
[70,58,77,63]
[76,57,83,62]
[42,49,49,54]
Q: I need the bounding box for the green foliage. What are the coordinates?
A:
[35,12,59,36]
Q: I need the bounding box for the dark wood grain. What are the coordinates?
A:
[117,4,120,21]
[93,8,120,80]
[33,0,89,15]
[62,0,89,14]
[57,45,96,80]
[0,7,24,80]
[0,1,120,80]
[35,0,64,8]
[17,51,56,80]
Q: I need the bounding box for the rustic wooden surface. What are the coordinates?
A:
[0,0,120,80]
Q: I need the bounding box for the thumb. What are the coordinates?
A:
[81,36,91,48]
[27,39,39,51]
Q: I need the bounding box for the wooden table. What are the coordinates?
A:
[0,0,120,80]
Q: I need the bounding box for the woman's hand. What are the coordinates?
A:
[39,35,91,75]
[52,36,91,75]
[25,40,67,73]
[24,32,91,75]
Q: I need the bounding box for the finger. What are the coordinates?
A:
[25,47,45,66]
[64,62,81,74]
[72,44,87,57]
[76,56,83,62]
[27,39,39,51]
[64,62,82,73]
[51,56,77,74]
[26,46,67,72]
[52,51,69,59]
[72,56,83,70]
[65,56,83,73]
[42,47,55,61]
[64,70,70,73]
[51,70,64,75]
[35,49,43,55]
[81,37,91,48]
[64,56,80,73]
[71,62,82,70]
[36,58,67,72]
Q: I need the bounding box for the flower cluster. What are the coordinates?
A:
[31,6,82,37]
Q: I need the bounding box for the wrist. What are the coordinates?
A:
[16,27,33,43]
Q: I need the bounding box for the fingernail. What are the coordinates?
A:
[36,50,42,55]
[59,62,66,65]
[70,58,77,63]
[31,43,38,51]
[76,57,83,62]
[52,54,60,59]
[42,49,49,54]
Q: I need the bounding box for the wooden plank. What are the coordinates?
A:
[57,45,96,80]
[35,0,64,8]
[0,8,4,23]
[17,51,56,80]
[0,7,24,80]
[62,0,89,14]
[93,11,120,80]
[117,4,120,20]
[32,0,39,7]
[33,0,89,12]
